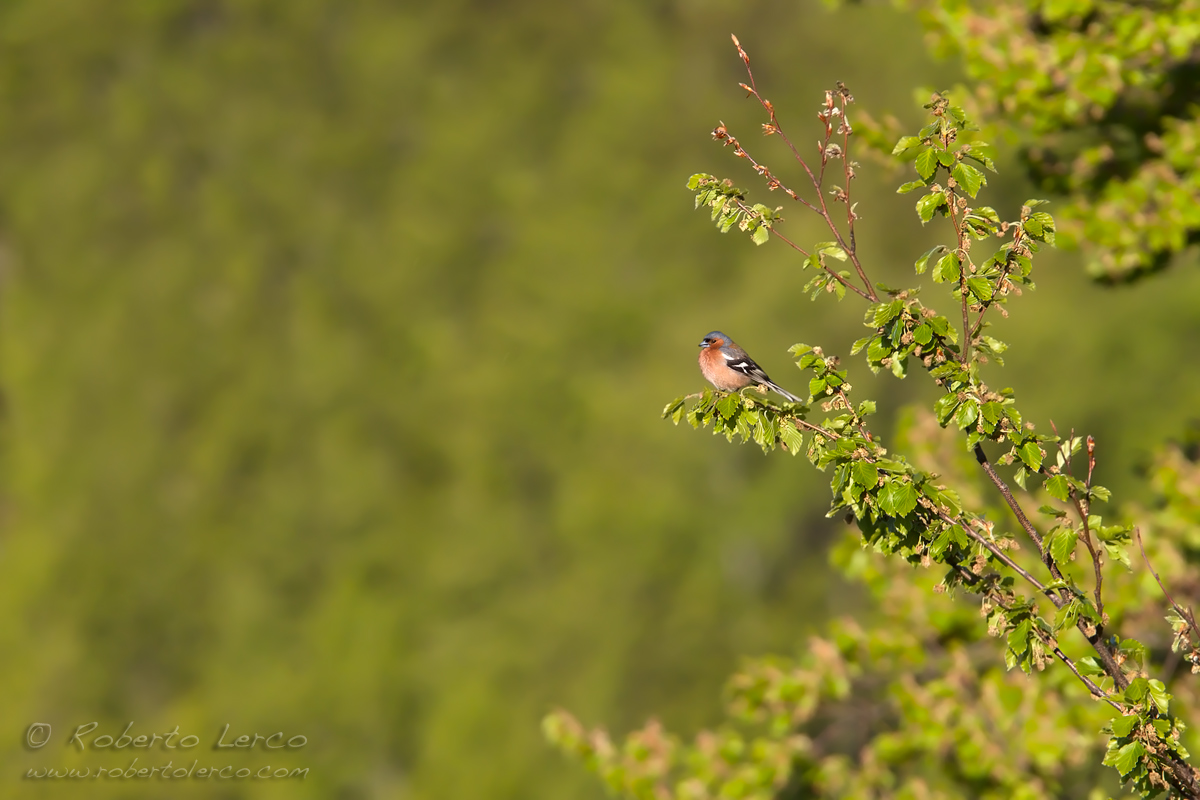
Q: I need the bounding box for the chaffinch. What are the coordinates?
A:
[697,330,802,403]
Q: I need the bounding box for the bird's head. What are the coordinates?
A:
[698,331,729,349]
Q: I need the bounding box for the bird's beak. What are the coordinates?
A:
[697,339,707,348]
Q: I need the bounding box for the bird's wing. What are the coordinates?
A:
[723,353,774,385]
[724,352,802,403]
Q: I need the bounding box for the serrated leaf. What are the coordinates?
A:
[1105,741,1144,777]
[1048,527,1077,566]
[1026,211,1056,245]
[934,392,959,425]
[716,393,740,420]
[952,162,986,197]
[779,420,804,456]
[852,461,880,490]
[916,191,947,223]
[954,400,978,430]
[915,148,939,180]
[897,179,926,194]
[891,135,921,155]
[1148,679,1171,714]
[887,482,919,517]
[1014,465,1028,489]
[913,245,945,274]
[751,224,770,245]
[933,251,961,284]
[1044,474,1070,501]
[981,401,1002,426]
[872,300,903,327]
[1018,441,1043,472]
[1007,617,1031,656]
[967,276,993,302]
[816,241,847,260]
[1109,714,1138,738]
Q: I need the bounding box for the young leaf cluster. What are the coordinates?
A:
[687,173,780,245]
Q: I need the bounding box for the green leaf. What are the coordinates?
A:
[891,135,921,155]
[809,377,827,397]
[954,400,978,430]
[952,162,986,198]
[1025,211,1056,245]
[934,392,959,425]
[872,300,903,327]
[886,482,919,517]
[1109,714,1138,738]
[1007,617,1031,656]
[815,241,848,260]
[1105,741,1145,777]
[716,393,740,421]
[779,420,804,456]
[981,401,1003,427]
[1125,677,1149,703]
[1048,527,1077,566]
[1018,441,1043,472]
[751,225,770,245]
[966,276,993,302]
[853,461,880,491]
[1148,679,1171,714]
[916,191,947,223]
[913,245,945,274]
[1044,474,1070,501]
[933,252,961,283]
[915,148,939,180]
[897,179,926,194]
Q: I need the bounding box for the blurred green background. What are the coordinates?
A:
[2,1,1199,798]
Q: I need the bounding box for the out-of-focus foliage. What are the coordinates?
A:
[0,2,963,799]
[874,0,1200,282]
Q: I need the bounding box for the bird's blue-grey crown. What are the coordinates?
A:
[699,331,730,348]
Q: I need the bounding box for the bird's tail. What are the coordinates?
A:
[765,381,803,404]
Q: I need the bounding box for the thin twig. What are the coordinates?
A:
[947,198,973,363]
[1051,645,1121,709]
[1136,527,1200,644]
[731,35,877,302]
[973,443,1048,556]
[933,510,1061,608]
[1073,493,1105,621]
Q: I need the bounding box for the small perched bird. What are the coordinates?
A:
[697,330,802,403]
